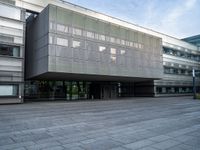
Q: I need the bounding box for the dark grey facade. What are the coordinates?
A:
[25,4,163,99]
[26,5,163,80]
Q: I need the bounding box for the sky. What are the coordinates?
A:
[64,0,200,39]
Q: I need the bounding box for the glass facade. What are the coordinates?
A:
[156,86,193,94]
[163,47,200,62]
[0,44,20,57]
[0,85,18,97]
[24,81,137,100]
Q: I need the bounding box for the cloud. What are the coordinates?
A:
[163,0,196,23]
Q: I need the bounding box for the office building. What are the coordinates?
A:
[0,0,199,103]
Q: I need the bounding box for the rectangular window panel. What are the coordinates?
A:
[49,36,53,44]
[120,50,126,55]
[72,40,81,48]
[99,46,106,52]
[72,28,82,36]
[116,38,120,44]
[86,31,95,39]
[57,24,68,33]
[0,44,20,57]
[110,55,116,63]
[129,42,133,47]
[99,34,105,41]
[0,4,21,20]
[121,40,125,45]
[0,85,18,96]
[111,48,116,54]
[56,38,68,47]
[110,37,115,43]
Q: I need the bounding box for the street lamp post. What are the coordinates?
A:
[192,69,196,99]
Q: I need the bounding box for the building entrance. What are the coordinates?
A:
[25,81,138,101]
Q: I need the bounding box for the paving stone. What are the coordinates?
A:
[151,139,181,150]
[124,139,154,150]
[80,139,121,150]
[0,97,200,149]
[148,135,171,142]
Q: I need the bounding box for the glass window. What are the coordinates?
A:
[0,44,20,57]
[134,42,138,48]
[99,34,105,41]
[72,40,81,48]
[116,38,120,44]
[0,4,21,20]
[111,48,116,54]
[57,24,68,33]
[86,31,95,39]
[129,42,133,47]
[110,55,116,63]
[120,50,126,55]
[49,36,53,44]
[0,85,18,96]
[56,38,68,47]
[72,28,82,36]
[110,37,115,43]
[121,40,125,45]
[99,46,106,52]
[125,41,130,46]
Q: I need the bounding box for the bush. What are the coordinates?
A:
[196,93,200,99]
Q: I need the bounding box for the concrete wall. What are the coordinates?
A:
[26,4,163,81]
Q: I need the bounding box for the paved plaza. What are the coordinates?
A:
[0,97,200,150]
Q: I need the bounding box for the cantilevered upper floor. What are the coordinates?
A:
[26,4,163,81]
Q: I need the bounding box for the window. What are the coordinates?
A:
[72,28,82,36]
[99,46,106,52]
[111,48,116,54]
[56,38,68,46]
[120,50,126,55]
[110,37,115,43]
[0,44,20,57]
[134,42,138,48]
[0,85,18,96]
[116,38,120,44]
[110,55,116,63]
[57,24,68,33]
[110,48,117,63]
[99,34,105,41]
[49,36,53,44]
[86,31,95,39]
[0,4,21,20]
[121,40,125,45]
[72,40,81,48]
[129,42,133,47]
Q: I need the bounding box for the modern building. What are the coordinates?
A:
[0,1,25,104]
[0,0,199,103]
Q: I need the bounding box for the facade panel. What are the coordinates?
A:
[26,4,163,82]
[0,1,25,103]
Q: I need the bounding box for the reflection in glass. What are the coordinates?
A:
[72,40,81,48]
[0,85,18,96]
[0,44,20,57]
[99,46,106,52]
[56,37,68,46]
